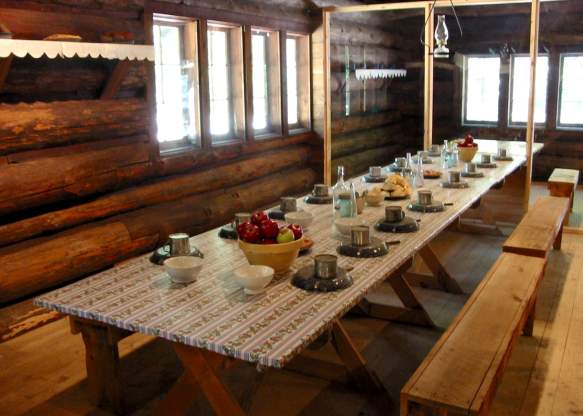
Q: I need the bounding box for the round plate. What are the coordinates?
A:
[268,208,286,220]
[428,151,441,157]
[304,195,332,205]
[375,217,419,233]
[461,171,484,178]
[218,225,238,240]
[408,201,445,213]
[292,266,353,292]
[337,237,389,258]
[364,175,387,183]
[388,164,404,173]
[441,181,470,189]
[493,156,513,162]
[477,162,497,169]
[424,171,442,179]
[385,194,411,201]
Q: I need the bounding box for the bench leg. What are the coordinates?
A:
[554,222,564,250]
[405,245,464,294]
[523,297,536,337]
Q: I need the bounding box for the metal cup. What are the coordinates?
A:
[231,212,251,229]
[430,144,440,153]
[385,206,405,223]
[313,184,329,197]
[314,254,338,280]
[351,226,370,247]
[395,157,407,168]
[168,233,191,256]
[418,190,433,206]
[280,197,297,213]
[448,170,461,183]
[369,166,382,177]
[465,162,477,173]
[498,148,507,158]
[481,153,492,164]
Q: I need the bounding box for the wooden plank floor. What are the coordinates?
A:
[1,230,582,415]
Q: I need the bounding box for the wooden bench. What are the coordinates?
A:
[503,196,570,258]
[401,253,546,416]
[548,168,579,219]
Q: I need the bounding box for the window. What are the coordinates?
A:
[509,55,549,125]
[208,23,244,143]
[153,18,200,151]
[558,54,583,128]
[286,34,310,131]
[463,56,501,125]
[251,28,281,138]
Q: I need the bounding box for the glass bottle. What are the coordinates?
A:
[333,166,357,219]
[405,152,413,169]
[412,150,425,188]
[441,140,449,169]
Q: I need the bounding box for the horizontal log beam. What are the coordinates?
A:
[0,145,311,247]
[332,111,402,135]
[0,167,316,303]
[332,124,406,159]
[0,98,149,155]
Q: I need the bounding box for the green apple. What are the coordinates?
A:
[276,228,295,244]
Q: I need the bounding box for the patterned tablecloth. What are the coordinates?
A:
[35,140,543,369]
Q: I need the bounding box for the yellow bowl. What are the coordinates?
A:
[458,146,478,163]
[238,237,304,275]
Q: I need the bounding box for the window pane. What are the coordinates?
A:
[153,22,199,145]
[252,34,268,130]
[465,56,501,123]
[510,56,548,124]
[208,29,232,137]
[559,55,583,126]
[286,38,299,125]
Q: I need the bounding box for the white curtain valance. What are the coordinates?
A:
[0,39,155,61]
[355,69,407,81]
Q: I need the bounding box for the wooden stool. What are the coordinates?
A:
[548,168,579,225]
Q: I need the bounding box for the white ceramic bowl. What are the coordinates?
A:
[334,217,367,235]
[164,256,203,283]
[284,211,314,229]
[233,265,274,294]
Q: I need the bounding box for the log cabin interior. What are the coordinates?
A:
[0,0,581,415]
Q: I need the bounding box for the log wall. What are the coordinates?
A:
[329,13,424,180]
[0,0,321,311]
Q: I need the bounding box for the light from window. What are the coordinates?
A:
[153,21,199,145]
[510,55,549,124]
[208,29,231,137]
[286,37,299,126]
[252,33,269,130]
[559,55,583,127]
[464,56,501,124]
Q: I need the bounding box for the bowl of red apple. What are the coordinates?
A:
[237,211,305,275]
[458,134,479,162]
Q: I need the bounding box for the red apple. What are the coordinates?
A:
[260,220,279,239]
[287,223,303,240]
[251,211,269,226]
[237,222,261,243]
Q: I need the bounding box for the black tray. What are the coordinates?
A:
[292,265,353,292]
[375,217,419,233]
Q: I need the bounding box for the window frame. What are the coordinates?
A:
[461,54,502,128]
[153,16,201,154]
[557,52,583,131]
[507,53,549,128]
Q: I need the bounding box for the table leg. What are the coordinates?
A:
[330,320,385,394]
[71,318,127,415]
[156,343,245,416]
[404,245,463,294]
[356,259,435,327]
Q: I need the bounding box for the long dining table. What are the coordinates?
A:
[35,139,543,415]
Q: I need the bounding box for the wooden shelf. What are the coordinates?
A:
[0,39,154,61]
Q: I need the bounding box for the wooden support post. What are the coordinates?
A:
[323,10,332,185]
[423,3,434,151]
[100,60,131,99]
[523,297,536,337]
[243,25,254,142]
[71,318,130,415]
[523,0,541,211]
[405,245,464,294]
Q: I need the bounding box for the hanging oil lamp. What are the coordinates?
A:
[434,15,449,59]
